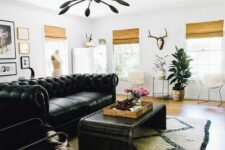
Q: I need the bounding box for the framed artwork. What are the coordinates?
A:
[0,62,17,76]
[21,56,30,69]
[0,20,16,59]
[17,27,29,40]
[19,43,30,54]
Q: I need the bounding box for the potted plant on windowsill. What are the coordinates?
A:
[167,46,192,101]
[153,55,168,80]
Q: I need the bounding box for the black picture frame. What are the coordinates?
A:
[0,62,17,76]
[21,56,30,69]
[0,20,16,59]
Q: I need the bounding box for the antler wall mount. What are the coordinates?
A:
[59,0,130,17]
[85,33,95,47]
[148,28,168,50]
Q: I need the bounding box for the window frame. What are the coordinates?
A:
[44,38,69,77]
[186,37,223,79]
[113,43,141,80]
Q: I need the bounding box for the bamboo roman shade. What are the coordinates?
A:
[186,20,224,39]
[44,25,67,39]
[113,28,139,44]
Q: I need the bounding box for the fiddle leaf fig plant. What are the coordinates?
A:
[167,46,193,90]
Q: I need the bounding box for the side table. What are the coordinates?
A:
[153,77,170,100]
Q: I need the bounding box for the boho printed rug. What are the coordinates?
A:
[133,117,211,150]
[70,117,211,150]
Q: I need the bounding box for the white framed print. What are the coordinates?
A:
[17,27,29,40]
[0,62,17,76]
[0,20,16,59]
[21,56,30,69]
[19,43,30,54]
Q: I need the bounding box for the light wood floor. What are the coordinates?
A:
[71,96,225,150]
[117,95,225,150]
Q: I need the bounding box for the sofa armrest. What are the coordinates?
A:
[0,84,49,127]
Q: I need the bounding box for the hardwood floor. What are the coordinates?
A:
[71,96,225,150]
[117,95,225,150]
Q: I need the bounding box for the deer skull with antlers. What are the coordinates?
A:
[85,33,95,48]
[148,28,168,50]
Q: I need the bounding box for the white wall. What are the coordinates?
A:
[91,3,225,100]
[0,2,91,82]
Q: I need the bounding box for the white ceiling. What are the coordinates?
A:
[2,0,225,18]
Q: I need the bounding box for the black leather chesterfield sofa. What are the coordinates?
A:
[0,74,118,132]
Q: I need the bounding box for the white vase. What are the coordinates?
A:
[157,70,166,80]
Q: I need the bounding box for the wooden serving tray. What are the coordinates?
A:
[103,101,153,118]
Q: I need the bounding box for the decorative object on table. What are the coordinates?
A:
[21,56,30,69]
[128,71,145,87]
[167,46,192,101]
[125,86,150,101]
[152,77,170,100]
[59,0,130,17]
[85,33,94,48]
[18,43,30,54]
[115,98,135,111]
[103,101,153,118]
[28,67,35,78]
[197,73,225,107]
[17,27,29,40]
[0,62,17,76]
[51,50,62,77]
[147,28,168,50]
[0,20,16,59]
[153,55,168,79]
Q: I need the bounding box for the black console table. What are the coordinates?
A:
[78,104,166,150]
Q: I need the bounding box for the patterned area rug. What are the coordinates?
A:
[133,117,211,150]
[70,117,211,150]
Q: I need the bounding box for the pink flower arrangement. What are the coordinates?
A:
[124,86,150,98]
[133,86,150,97]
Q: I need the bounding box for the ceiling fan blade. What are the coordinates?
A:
[94,0,101,3]
[85,8,90,17]
[113,0,130,6]
[109,5,119,13]
[60,0,73,8]
[101,1,119,14]
[59,6,70,15]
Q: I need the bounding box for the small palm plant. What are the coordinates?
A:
[167,46,192,100]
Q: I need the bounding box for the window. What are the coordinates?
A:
[187,37,222,79]
[113,28,140,78]
[186,20,224,79]
[114,44,140,78]
[44,39,69,76]
[44,25,68,77]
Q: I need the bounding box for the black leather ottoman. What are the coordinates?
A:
[78,104,166,150]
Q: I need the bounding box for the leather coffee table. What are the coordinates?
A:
[78,104,166,150]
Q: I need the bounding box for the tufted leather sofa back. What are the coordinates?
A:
[1,74,118,99]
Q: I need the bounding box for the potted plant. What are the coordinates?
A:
[167,46,192,101]
[153,55,168,79]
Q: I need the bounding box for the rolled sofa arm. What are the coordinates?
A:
[0,84,49,128]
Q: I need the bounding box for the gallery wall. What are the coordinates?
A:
[91,3,225,100]
[0,2,91,82]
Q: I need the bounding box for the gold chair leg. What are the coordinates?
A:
[198,90,210,104]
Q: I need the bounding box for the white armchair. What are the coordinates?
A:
[197,73,225,107]
[128,71,145,88]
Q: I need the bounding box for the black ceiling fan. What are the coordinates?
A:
[59,0,130,17]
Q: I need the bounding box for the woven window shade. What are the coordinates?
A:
[113,28,139,44]
[44,25,67,39]
[186,20,224,39]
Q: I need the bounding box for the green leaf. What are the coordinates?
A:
[167,73,175,80]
